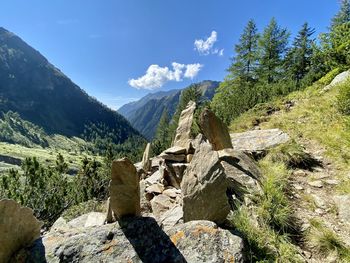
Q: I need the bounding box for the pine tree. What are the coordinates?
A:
[228,19,259,82]
[331,0,350,29]
[257,18,290,84]
[152,109,171,155]
[284,23,315,84]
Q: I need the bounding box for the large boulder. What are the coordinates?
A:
[109,158,140,221]
[181,141,231,223]
[0,199,43,263]
[230,129,290,154]
[199,108,233,151]
[181,139,261,223]
[172,101,196,148]
[26,216,244,262]
[323,70,350,91]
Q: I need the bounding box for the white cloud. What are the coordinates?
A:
[128,62,203,90]
[184,63,203,79]
[194,31,224,56]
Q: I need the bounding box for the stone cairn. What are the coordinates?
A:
[106,100,262,228]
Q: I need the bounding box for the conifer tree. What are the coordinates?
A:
[331,0,350,29]
[284,23,315,84]
[152,109,171,155]
[257,18,290,83]
[228,19,259,82]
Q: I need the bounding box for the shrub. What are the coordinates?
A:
[337,79,350,115]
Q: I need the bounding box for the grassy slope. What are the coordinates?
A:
[229,75,350,261]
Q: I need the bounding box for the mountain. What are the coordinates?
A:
[119,80,220,139]
[0,27,140,143]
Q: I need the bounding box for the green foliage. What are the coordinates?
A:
[284,23,315,85]
[152,109,171,155]
[257,18,290,84]
[307,219,350,261]
[0,155,73,226]
[331,0,350,29]
[265,140,316,169]
[337,79,350,115]
[0,111,49,147]
[228,19,259,82]
[61,199,106,222]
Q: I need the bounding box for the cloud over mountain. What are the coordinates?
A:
[194,31,224,56]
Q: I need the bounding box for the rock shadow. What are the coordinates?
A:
[119,216,187,263]
[12,237,47,263]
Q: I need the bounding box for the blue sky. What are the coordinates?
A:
[0,0,340,109]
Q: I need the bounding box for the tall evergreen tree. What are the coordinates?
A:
[257,18,290,84]
[284,23,315,84]
[331,0,350,29]
[228,19,259,82]
[152,109,171,155]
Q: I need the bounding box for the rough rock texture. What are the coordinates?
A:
[181,141,231,223]
[172,101,196,148]
[109,158,140,220]
[218,149,262,199]
[26,217,244,263]
[150,194,175,219]
[324,70,350,91]
[141,143,152,172]
[0,199,43,263]
[164,162,188,189]
[199,108,233,151]
[334,195,350,224]
[230,129,290,154]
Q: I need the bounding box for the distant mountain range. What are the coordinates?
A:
[0,27,140,143]
[118,80,220,139]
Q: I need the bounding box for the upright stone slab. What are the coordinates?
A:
[172,101,196,148]
[0,199,43,262]
[109,158,140,220]
[141,143,152,172]
[199,108,233,151]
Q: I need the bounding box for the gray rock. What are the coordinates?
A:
[159,205,183,230]
[164,146,187,155]
[334,195,350,224]
[163,188,180,199]
[150,194,175,219]
[181,141,231,223]
[230,128,289,154]
[109,158,140,220]
[172,101,196,149]
[27,217,244,263]
[323,70,350,91]
[141,143,152,172]
[146,184,165,195]
[165,162,188,189]
[0,199,43,263]
[159,152,186,162]
[308,180,323,188]
[145,170,162,186]
[199,108,233,151]
[68,212,106,228]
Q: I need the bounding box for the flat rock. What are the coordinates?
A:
[159,153,186,162]
[67,212,106,228]
[26,217,245,263]
[146,184,165,195]
[163,188,180,198]
[159,205,183,230]
[308,180,323,188]
[150,194,175,219]
[164,146,187,155]
[145,170,162,185]
[230,129,289,153]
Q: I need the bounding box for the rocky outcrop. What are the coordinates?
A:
[181,141,231,223]
[0,199,43,263]
[109,158,140,221]
[26,216,244,263]
[230,129,290,154]
[182,139,261,223]
[141,143,152,173]
[323,70,350,92]
[172,101,196,149]
[199,108,233,151]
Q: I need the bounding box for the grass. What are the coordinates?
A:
[307,219,350,262]
[230,157,302,262]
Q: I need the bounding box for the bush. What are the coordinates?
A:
[337,79,350,115]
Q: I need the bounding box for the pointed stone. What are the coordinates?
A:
[199,108,233,151]
[109,158,140,220]
[141,143,152,172]
[172,101,196,148]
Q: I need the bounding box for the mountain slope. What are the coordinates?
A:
[0,27,140,142]
[119,80,220,139]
